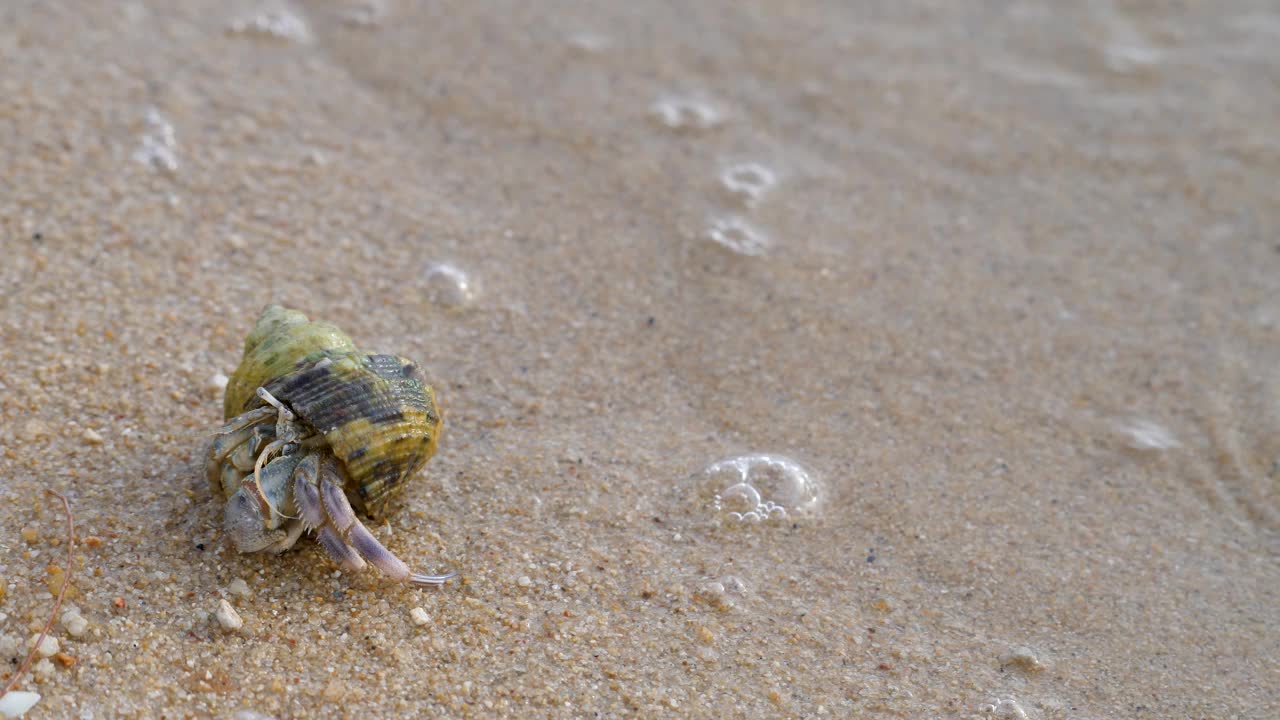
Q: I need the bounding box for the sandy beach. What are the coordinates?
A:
[1,1,1277,717]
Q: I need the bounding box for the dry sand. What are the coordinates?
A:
[1,1,1278,718]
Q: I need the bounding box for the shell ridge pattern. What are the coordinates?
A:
[224,305,441,515]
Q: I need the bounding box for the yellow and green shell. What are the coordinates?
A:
[224,305,441,515]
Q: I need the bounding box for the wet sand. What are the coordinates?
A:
[1,1,1277,718]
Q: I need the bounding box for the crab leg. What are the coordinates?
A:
[316,458,456,587]
[291,453,326,529]
[216,406,276,434]
[205,407,275,490]
[290,452,363,570]
[315,526,367,571]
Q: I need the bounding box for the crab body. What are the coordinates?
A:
[207,305,453,587]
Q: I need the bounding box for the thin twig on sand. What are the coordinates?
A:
[0,490,76,699]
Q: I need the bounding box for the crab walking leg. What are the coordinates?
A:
[291,453,326,529]
[207,432,251,493]
[291,454,365,571]
[317,468,406,579]
[229,440,259,473]
[316,461,455,586]
[205,408,274,490]
[216,406,276,434]
[315,525,367,571]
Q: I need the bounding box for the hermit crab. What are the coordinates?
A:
[206,305,456,587]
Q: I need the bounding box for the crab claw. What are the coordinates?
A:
[224,488,286,553]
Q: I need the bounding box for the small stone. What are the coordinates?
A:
[63,615,88,638]
[82,536,103,549]
[20,419,48,442]
[208,373,229,393]
[54,652,75,667]
[999,646,1045,673]
[517,575,532,588]
[81,428,104,445]
[409,607,430,626]
[227,233,246,250]
[696,626,714,644]
[227,579,251,598]
[26,633,58,658]
[60,609,88,638]
[694,581,735,611]
[45,565,74,599]
[322,678,345,702]
[0,690,40,718]
[215,599,243,631]
[20,526,38,544]
[32,658,55,681]
[0,634,20,656]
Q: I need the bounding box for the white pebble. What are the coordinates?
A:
[215,599,243,631]
[31,659,55,680]
[227,578,251,598]
[209,373,229,392]
[0,690,40,718]
[516,575,532,588]
[81,428,104,445]
[26,634,58,659]
[1000,645,1045,672]
[60,610,88,638]
[409,607,431,626]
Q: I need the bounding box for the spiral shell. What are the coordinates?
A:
[223,305,441,515]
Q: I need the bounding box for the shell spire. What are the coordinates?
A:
[222,305,442,515]
[223,305,357,419]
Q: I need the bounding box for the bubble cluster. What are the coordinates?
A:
[980,697,1029,719]
[566,32,610,54]
[423,262,475,308]
[999,645,1045,673]
[1104,44,1161,73]
[650,97,722,131]
[342,0,387,27]
[228,6,313,43]
[706,216,768,256]
[1117,418,1179,451]
[704,454,821,524]
[133,107,179,173]
[719,162,776,206]
[695,575,748,611]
